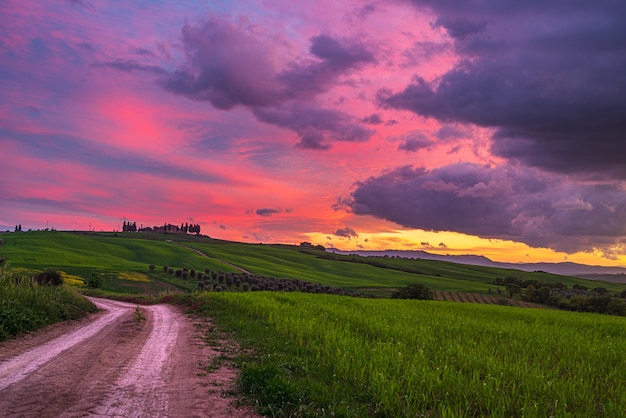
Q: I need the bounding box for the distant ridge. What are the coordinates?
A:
[326,248,626,279]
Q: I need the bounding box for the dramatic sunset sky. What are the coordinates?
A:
[2,0,626,265]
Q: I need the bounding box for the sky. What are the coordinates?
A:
[2,0,626,266]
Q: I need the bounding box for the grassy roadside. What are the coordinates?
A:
[0,269,98,341]
[0,267,98,341]
[174,292,626,417]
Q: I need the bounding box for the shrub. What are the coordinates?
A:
[607,298,626,316]
[391,283,433,300]
[163,265,168,272]
[149,264,155,271]
[33,269,64,286]
[85,271,104,289]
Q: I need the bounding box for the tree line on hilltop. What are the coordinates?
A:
[122,221,201,235]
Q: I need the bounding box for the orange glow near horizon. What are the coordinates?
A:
[304,228,626,267]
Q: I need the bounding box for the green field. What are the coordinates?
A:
[1,231,624,295]
[2,231,626,415]
[188,292,626,417]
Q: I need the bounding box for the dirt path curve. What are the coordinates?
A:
[166,240,253,274]
[0,298,257,417]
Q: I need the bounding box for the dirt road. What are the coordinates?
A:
[0,298,257,417]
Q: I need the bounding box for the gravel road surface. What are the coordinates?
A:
[0,298,257,417]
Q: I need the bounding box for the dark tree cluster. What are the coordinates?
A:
[144,222,202,234]
[299,242,326,251]
[492,276,566,290]
[180,223,201,234]
[160,266,364,297]
[122,221,137,232]
[14,225,22,232]
[33,269,64,286]
[391,283,434,300]
[492,276,626,316]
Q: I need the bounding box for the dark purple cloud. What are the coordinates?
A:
[432,17,488,39]
[161,18,372,103]
[256,208,282,217]
[276,34,375,99]
[253,103,374,150]
[381,0,626,178]
[346,163,626,253]
[362,113,383,125]
[397,133,431,152]
[435,125,467,141]
[93,59,166,75]
[296,126,331,151]
[334,226,358,238]
[156,15,376,149]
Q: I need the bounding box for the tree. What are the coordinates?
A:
[505,283,521,298]
[33,269,64,286]
[607,298,626,316]
[391,283,433,300]
[85,271,104,288]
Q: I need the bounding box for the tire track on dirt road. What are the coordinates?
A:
[0,298,128,391]
[92,303,179,417]
[0,298,258,417]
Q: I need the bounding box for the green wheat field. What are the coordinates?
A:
[1,230,625,416]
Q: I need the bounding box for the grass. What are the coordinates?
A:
[185,242,495,292]
[3,231,626,416]
[118,271,150,282]
[2,231,622,294]
[184,241,625,293]
[1,231,238,277]
[182,292,626,417]
[0,266,98,341]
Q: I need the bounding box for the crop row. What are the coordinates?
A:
[434,291,544,308]
[152,265,365,297]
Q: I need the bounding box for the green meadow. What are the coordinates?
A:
[185,292,626,416]
[2,231,622,293]
[2,231,626,416]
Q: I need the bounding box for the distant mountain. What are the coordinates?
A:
[326,248,626,278]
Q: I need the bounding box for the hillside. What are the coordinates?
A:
[328,248,626,278]
[1,231,624,294]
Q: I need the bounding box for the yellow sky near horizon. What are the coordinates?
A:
[306,229,626,267]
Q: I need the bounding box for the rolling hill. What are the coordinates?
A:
[1,231,624,294]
